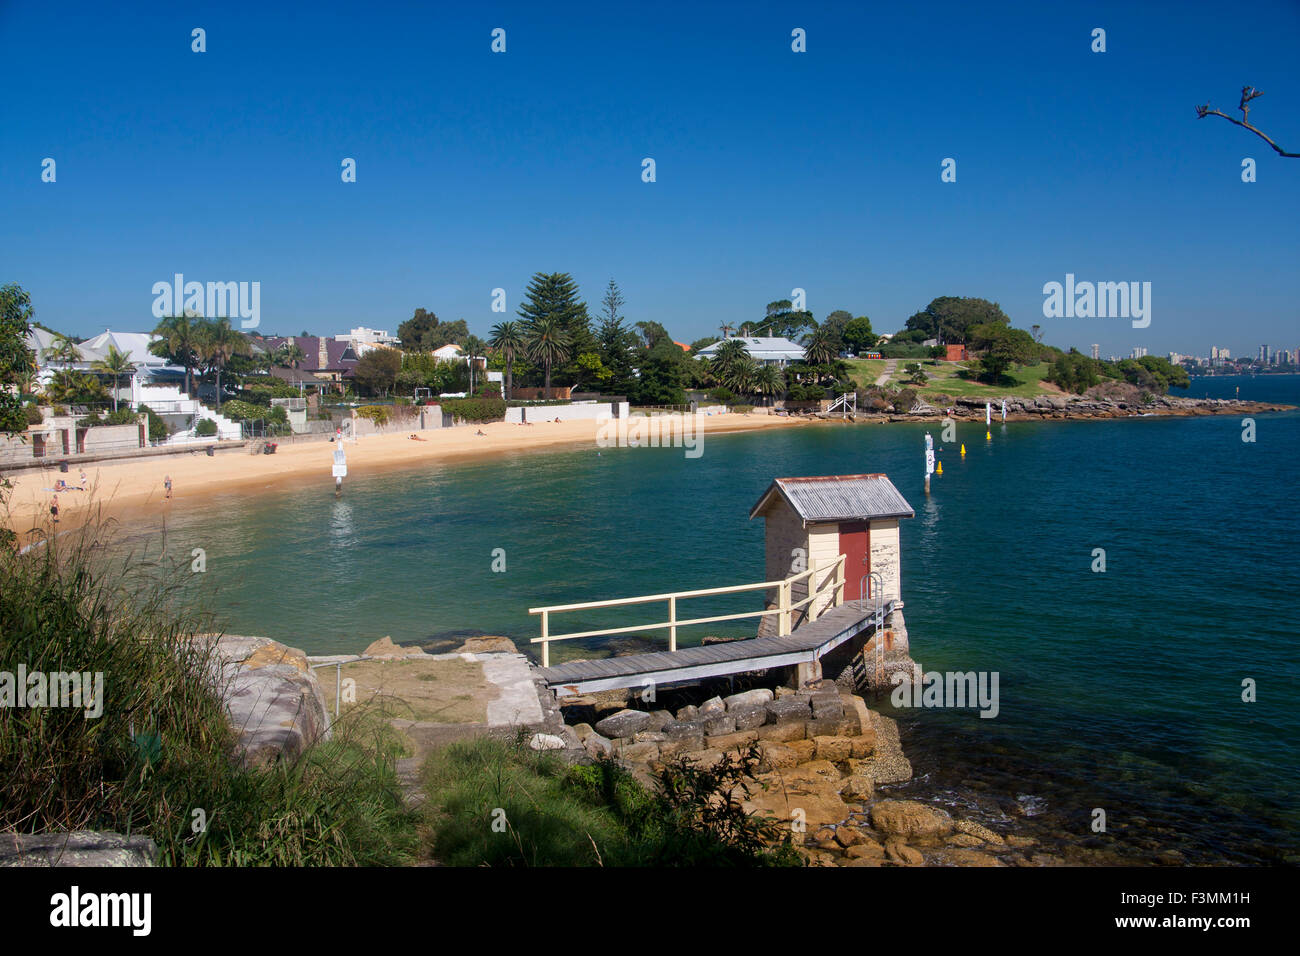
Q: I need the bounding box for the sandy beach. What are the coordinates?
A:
[3,412,810,534]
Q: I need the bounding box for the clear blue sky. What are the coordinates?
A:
[3,0,1297,358]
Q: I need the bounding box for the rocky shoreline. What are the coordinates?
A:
[872,393,1291,423]
[554,684,1060,867]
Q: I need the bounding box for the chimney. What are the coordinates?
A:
[318,338,329,369]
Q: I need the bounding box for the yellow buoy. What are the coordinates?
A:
[960,443,966,457]
[936,461,943,475]
[986,430,991,441]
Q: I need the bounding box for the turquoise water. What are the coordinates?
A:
[153,375,1300,863]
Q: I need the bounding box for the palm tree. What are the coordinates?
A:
[47,334,81,370]
[523,318,572,398]
[709,338,750,389]
[91,345,136,412]
[489,321,525,399]
[462,334,487,394]
[195,318,251,412]
[728,357,758,395]
[277,342,306,369]
[753,364,784,405]
[802,324,837,367]
[150,314,201,395]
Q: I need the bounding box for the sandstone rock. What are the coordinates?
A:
[806,718,858,738]
[729,704,768,731]
[954,819,1005,845]
[615,740,660,762]
[786,739,817,763]
[811,695,844,720]
[724,688,774,710]
[680,748,725,769]
[758,743,801,771]
[948,833,985,848]
[454,636,516,654]
[658,734,705,758]
[813,826,837,845]
[845,855,882,867]
[929,848,1006,867]
[633,730,667,743]
[706,730,759,751]
[528,732,567,751]
[646,710,675,731]
[884,839,925,866]
[835,825,868,848]
[363,635,425,659]
[1005,835,1038,848]
[0,832,157,867]
[846,839,886,859]
[813,735,853,762]
[662,718,709,738]
[595,708,652,739]
[583,733,613,758]
[676,704,699,721]
[702,714,736,736]
[849,731,877,758]
[767,697,812,724]
[839,775,874,802]
[571,722,594,742]
[870,800,954,844]
[756,722,806,743]
[700,696,726,715]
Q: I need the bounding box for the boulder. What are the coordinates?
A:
[884,839,925,866]
[454,636,516,654]
[839,775,874,802]
[633,730,667,743]
[835,825,868,848]
[614,740,661,763]
[680,749,725,770]
[700,696,726,715]
[846,839,886,860]
[0,832,157,867]
[730,704,768,731]
[766,697,812,724]
[757,743,801,771]
[702,714,736,736]
[662,718,710,739]
[646,710,675,731]
[870,800,955,844]
[954,819,1005,845]
[583,733,613,758]
[756,722,807,743]
[363,635,429,659]
[658,734,705,758]
[810,694,844,721]
[813,736,853,762]
[528,733,567,751]
[724,688,774,710]
[676,704,700,721]
[594,709,652,740]
[571,722,595,742]
[929,848,1007,867]
[706,730,759,752]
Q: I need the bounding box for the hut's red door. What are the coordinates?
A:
[839,521,870,600]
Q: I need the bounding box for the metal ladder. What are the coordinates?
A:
[858,571,886,686]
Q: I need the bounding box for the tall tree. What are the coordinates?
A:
[0,284,37,439]
[91,344,136,412]
[352,348,401,397]
[523,317,572,398]
[518,273,586,397]
[195,318,251,411]
[905,297,1010,343]
[150,313,201,395]
[397,309,468,351]
[841,316,877,353]
[599,278,625,328]
[802,325,838,365]
[463,334,488,394]
[488,321,525,399]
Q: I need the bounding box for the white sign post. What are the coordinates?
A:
[924,433,934,492]
[1001,399,1007,422]
[332,446,347,495]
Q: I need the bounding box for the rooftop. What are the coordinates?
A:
[750,473,915,524]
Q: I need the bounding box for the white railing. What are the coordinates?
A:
[529,554,846,668]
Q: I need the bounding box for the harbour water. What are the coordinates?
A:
[155,375,1299,864]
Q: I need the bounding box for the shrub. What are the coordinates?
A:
[218,399,268,422]
[139,404,170,442]
[440,396,506,423]
[195,418,217,437]
[707,387,736,404]
[356,405,391,426]
[76,408,139,428]
[23,405,43,425]
[728,404,754,414]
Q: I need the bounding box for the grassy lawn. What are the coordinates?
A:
[842,358,889,388]
[891,361,1057,400]
[318,658,494,724]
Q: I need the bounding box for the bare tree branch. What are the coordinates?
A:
[1196,85,1299,158]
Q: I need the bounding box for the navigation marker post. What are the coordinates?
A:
[1001,399,1007,423]
[985,401,992,441]
[924,432,935,494]
[332,445,347,497]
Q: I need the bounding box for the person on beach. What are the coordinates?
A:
[50,494,59,522]
[164,475,172,499]
[476,429,486,436]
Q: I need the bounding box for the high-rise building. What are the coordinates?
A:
[1130,347,1148,359]
[1090,344,1100,360]
[1259,345,1271,364]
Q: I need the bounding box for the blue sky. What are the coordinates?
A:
[2,0,1297,358]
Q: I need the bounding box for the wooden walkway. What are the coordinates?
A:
[537,600,895,696]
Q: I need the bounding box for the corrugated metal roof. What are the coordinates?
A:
[749,474,914,523]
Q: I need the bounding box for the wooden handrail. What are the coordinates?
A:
[531,555,846,667]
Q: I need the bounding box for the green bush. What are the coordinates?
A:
[139,404,169,442]
[195,418,217,437]
[422,735,800,867]
[440,396,506,423]
[0,523,420,865]
[23,405,43,425]
[707,387,736,404]
[356,405,391,426]
[76,408,139,428]
[218,399,268,422]
[728,404,754,414]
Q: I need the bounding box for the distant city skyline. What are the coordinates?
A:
[3,0,1298,360]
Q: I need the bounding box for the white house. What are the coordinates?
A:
[695,336,805,367]
[432,343,463,361]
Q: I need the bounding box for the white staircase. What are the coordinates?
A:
[135,384,242,441]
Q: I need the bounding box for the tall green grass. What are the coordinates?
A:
[0,517,420,865]
[422,733,801,866]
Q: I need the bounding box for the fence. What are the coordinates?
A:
[528,554,846,668]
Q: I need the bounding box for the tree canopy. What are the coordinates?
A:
[397,309,468,351]
[904,296,1011,343]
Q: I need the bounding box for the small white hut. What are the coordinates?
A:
[749,473,914,637]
